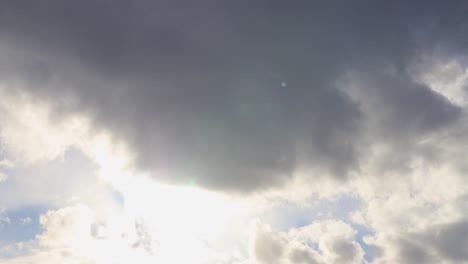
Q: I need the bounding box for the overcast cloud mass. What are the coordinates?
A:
[1,1,468,263]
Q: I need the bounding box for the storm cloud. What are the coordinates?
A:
[0,0,466,192]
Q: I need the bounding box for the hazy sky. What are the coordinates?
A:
[1,1,468,263]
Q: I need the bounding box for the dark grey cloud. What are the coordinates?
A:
[342,68,462,174]
[392,220,468,263]
[0,1,466,192]
[289,248,320,264]
[329,238,362,264]
[430,220,468,261]
[397,239,436,264]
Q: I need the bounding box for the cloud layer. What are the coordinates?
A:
[2,1,468,263]
[1,1,467,192]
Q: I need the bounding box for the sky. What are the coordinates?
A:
[1,1,468,263]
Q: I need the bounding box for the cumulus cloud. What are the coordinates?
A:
[0,89,131,214]
[37,205,95,249]
[0,89,89,165]
[348,142,468,264]
[249,220,364,264]
[0,204,156,264]
[0,203,246,264]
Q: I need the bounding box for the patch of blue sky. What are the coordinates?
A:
[262,194,363,231]
[351,223,379,263]
[0,148,95,209]
[306,240,320,251]
[0,147,124,210]
[0,146,127,254]
[0,205,48,242]
[0,241,36,260]
[111,187,125,207]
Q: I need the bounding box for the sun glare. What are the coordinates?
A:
[85,138,250,262]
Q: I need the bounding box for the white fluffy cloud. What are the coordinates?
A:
[0,88,88,165]
[2,206,368,264]
[0,204,154,264]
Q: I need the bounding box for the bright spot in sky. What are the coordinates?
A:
[84,139,252,263]
[112,174,250,263]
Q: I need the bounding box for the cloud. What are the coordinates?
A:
[395,239,436,264]
[0,210,11,226]
[249,220,364,264]
[367,220,468,264]
[390,220,468,263]
[429,220,468,261]
[3,2,468,263]
[0,89,89,165]
[0,203,242,264]
[18,218,31,226]
[0,204,154,264]
[0,91,129,214]
[339,68,462,175]
[349,143,468,264]
[0,172,7,183]
[1,1,467,192]
[411,56,468,107]
[37,205,95,249]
